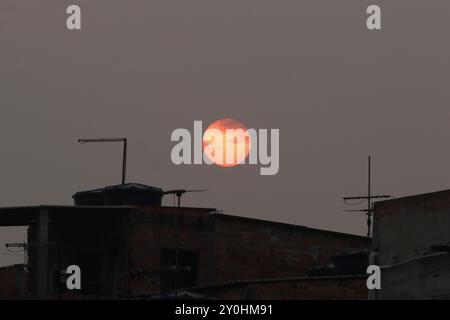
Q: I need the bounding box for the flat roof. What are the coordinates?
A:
[0,205,132,226]
[374,188,450,211]
[215,212,368,241]
[0,205,216,226]
[0,205,367,241]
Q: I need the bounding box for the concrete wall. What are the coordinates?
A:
[373,190,450,299]
[27,210,130,298]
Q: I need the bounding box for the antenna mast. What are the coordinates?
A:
[78,138,127,184]
[342,156,391,239]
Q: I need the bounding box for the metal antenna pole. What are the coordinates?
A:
[175,193,181,298]
[162,189,207,297]
[78,138,128,184]
[367,156,371,238]
[342,156,391,241]
[122,138,127,185]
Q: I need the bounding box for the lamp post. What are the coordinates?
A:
[78,138,127,184]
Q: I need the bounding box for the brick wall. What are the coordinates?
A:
[0,265,27,299]
[127,207,213,294]
[127,208,368,296]
[213,215,368,283]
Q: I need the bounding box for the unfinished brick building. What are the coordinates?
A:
[0,183,368,299]
[0,264,27,299]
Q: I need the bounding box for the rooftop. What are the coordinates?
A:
[374,188,450,213]
[0,204,367,241]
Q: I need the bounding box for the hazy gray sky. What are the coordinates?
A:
[1,0,450,266]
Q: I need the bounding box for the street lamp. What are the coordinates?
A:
[78,138,127,184]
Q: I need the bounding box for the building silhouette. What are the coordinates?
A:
[0,183,368,299]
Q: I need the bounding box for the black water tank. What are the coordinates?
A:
[73,183,163,206]
[72,188,104,206]
[332,250,368,275]
[103,183,163,206]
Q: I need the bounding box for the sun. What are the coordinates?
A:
[202,118,251,167]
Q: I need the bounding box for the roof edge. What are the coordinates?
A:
[215,212,368,240]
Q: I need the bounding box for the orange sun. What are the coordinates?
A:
[202,118,251,167]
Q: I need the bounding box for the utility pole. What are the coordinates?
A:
[162,189,206,297]
[78,138,127,184]
[342,156,391,239]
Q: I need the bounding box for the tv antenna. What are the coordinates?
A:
[342,156,391,239]
[78,138,127,184]
[163,189,207,208]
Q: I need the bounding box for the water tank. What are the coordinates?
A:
[332,250,368,275]
[72,188,104,206]
[73,183,163,206]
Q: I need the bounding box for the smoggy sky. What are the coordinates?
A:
[1,0,450,266]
